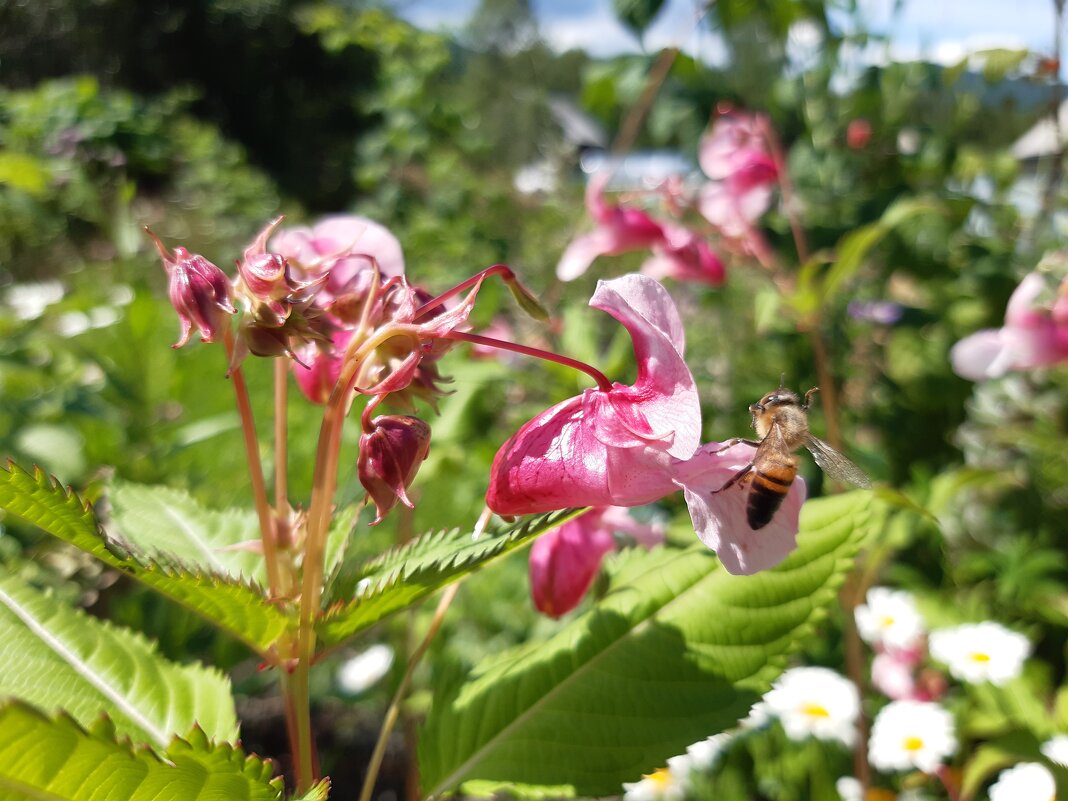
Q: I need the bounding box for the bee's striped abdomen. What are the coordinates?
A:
[745,465,795,530]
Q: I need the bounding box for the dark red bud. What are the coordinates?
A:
[358,415,431,524]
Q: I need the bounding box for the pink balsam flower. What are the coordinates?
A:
[530,506,664,618]
[951,267,1068,380]
[487,273,805,576]
[697,111,778,238]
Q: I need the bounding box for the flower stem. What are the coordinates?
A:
[284,667,316,793]
[274,359,292,562]
[840,573,872,793]
[358,582,462,801]
[413,264,525,321]
[224,328,283,598]
[441,330,614,392]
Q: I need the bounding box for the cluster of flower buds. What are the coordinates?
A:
[148,214,546,525]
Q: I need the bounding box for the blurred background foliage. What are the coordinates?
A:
[1,0,1067,797]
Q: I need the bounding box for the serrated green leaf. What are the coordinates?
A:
[107,481,266,585]
[0,572,236,748]
[420,492,872,798]
[317,508,584,649]
[0,462,291,655]
[0,702,283,801]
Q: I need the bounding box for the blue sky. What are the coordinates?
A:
[393,0,1062,69]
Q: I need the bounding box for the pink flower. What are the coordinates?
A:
[487,274,701,514]
[556,173,667,281]
[530,506,664,618]
[642,223,726,286]
[951,269,1068,380]
[487,273,805,576]
[145,228,236,348]
[697,112,778,238]
[672,441,805,575]
[292,329,354,405]
[358,414,432,524]
[871,652,918,701]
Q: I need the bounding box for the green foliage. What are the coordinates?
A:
[318,508,584,648]
[0,571,236,747]
[0,702,283,801]
[0,463,291,654]
[419,492,872,797]
[612,0,667,39]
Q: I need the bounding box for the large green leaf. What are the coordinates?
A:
[106,481,265,586]
[0,463,291,655]
[419,492,872,798]
[317,508,583,649]
[0,702,283,801]
[0,572,237,748]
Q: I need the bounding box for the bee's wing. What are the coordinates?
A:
[804,435,871,488]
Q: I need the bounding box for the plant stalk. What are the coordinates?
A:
[442,330,614,391]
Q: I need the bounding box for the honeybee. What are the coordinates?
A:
[713,385,870,530]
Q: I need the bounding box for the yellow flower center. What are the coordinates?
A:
[969,652,991,663]
[902,736,924,752]
[801,703,831,718]
[643,768,672,789]
[879,615,896,628]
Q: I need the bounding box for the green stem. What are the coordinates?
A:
[358,582,462,801]
[284,667,315,793]
[224,329,283,599]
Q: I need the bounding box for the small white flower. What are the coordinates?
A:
[336,644,393,695]
[868,700,956,773]
[686,732,732,771]
[622,755,692,801]
[6,281,64,321]
[1040,734,1068,768]
[739,700,771,730]
[835,776,862,801]
[763,667,859,746]
[855,587,926,651]
[928,622,1030,685]
[988,762,1056,801]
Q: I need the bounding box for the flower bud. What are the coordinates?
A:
[529,513,616,618]
[146,228,235,347]
[358,415,431,524]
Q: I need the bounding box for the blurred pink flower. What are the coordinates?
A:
[530,506,664,618]
[557,173,667,281]
[846,119,873,150]
[487,274,700,513]
[642,223,726,286]
[697,112,778,238]
[871,651,918,701]
[951,270,1068,380]
[292,329,354,405]
[487,273,805,576]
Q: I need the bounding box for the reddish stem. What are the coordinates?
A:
[441,330,614,392]
[413,264,516,321]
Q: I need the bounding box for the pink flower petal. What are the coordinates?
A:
[529,511,617,617]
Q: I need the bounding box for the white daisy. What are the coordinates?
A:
[855,587,926,651]
[928,622,1030,685]
[988,762,1056,801]
[835,776,862,801]
[739,700,771,730]
[763,667,860,746]
[336,643,394,694]
[1040,734,1068,768]
[685,732,733,771]
[622,755,692,801]
[868,700,956,773]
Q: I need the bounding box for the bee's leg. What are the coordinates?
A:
[712,438,761,454]
[803,387,820,410]
[711,464,753,495]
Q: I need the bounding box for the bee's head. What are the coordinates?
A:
[750,389,800,415]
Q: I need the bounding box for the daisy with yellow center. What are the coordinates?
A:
[929,622,1030,685]
[855,587,926,652]
[868,700,956,773]
[622,755,692,801]
[988,762,1057,801]
[763,666,859,746]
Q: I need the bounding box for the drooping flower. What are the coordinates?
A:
[697,111,779,239]
[357,415,432,524]
[146,228,236,347]
[868,700,956,774]
[529,506,664,618]
[988,762,1057,801]
[486,273,806,576]
[622,755,693,801]
[855,587,926,653]
[641,223,725,286]
[557,173,667,282]
[928,622,1030,686]
[761,667,860,747]
[951,262,1068,380]
[487,274,701,513]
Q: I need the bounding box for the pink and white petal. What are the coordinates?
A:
[1003,271,1047,328]
[599,505,665,548]
[312,216,406,277]
[557,230,617,281]
[950,329,1008,380]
